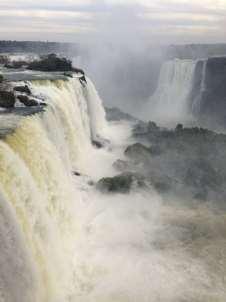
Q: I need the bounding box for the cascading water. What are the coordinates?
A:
[191,59,208,115]
[143,59,197,124]
[0,76,110,302]
[0,73,226,302]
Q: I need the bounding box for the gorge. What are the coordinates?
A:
[0,50,226,302]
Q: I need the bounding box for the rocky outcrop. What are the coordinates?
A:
[118,121,226,203]
[0,81,46,108]
[0,55,9,65]
[201,57,226,122]
[13,85,31,95]
[0,90,16,108]
[17,95,39,107]
[27,53,73,72]
[190,57,226,126]
[0,82,16,108]
[97,172,146,193]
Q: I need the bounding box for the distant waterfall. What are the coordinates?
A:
[144,59,197,124]
[191,60,208,115]
[0,77,108,302]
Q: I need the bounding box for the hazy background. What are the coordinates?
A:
[0,0,226,114]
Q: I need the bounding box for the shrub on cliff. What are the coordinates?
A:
[27,54,73,72]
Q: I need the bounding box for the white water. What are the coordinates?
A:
[191,60,207,115]
[0,76,225,302]
[143,59,197,125]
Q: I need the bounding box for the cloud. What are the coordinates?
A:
[0,0,225,43]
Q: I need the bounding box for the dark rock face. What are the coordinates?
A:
[17,95,39,107]
[0,81,46,108]
[0,90,16,108]
[97,173,145,193]
[191,57,226,125]
[202,57,226,120]
[73,171,81,176]
[0,55,9,65]
[72,67,85,75]
[92,140,103,149]
[14,85,31,95]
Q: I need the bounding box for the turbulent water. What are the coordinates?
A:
[0,75,226,302]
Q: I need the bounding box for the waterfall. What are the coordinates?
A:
[0,76,108,302]
[144,59,197,124]
[191,60,208,115]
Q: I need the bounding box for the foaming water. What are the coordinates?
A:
[142,59,197,126]
[0,76,225,302]
[72,184,226,302]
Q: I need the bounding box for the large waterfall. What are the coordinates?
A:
[0,77,109,302]
[1,72,225,302]
[143,59,197,124]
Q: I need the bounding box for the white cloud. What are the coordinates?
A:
[0,0,225,43]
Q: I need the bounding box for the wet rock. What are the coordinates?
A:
[79,75,87,86]
[73,171,81,176]
[39,101,47,107]
[14,85,31,95]
[17,95,39,107]
[72,67,85,75]
[0,74,4,83]
[0,90,16,108]
[92,140,103,149]
[0,55,9,65]
[63,72,73,78]
[97,172,145,193]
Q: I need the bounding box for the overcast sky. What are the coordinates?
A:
[0,0,225,44]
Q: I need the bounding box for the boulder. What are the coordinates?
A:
[97,172,145,193]
[73,171,81,176]
[92,140,103,149]
[0,90,16,108]
[63,72,73,78]
[17,95,39,107]
[125,143,152,161]
[72,67,85,75]
[0,55,9,65]
[14,85,31,95]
